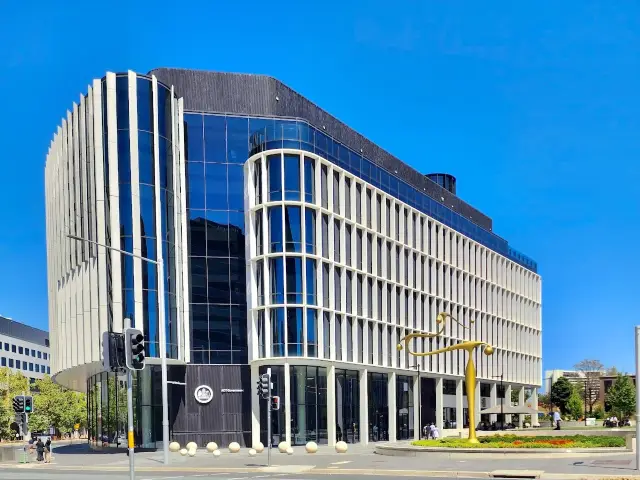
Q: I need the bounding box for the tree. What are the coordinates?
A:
[566,392,584,420]
[550,377,574,414]
[0,367,29,440]
[605,366,620,376]
[538,392,551,409]
[28,376,87,434]
[574,359,604,414]
[605,375,636,419]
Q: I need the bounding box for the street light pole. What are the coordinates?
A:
[635,326,640,471]
[411,364,421,438]
[67,234,170,465]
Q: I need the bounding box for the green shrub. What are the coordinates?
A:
[411,434,625,449]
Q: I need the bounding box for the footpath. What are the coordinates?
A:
[2,442,640,479]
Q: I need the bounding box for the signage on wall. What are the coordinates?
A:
[194,385,214,404]
[221,388,244,393]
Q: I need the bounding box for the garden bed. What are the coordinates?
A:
[411,434,626,449]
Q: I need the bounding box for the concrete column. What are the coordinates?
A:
[360,369,369,445]
[518,387,525,428]
[475,380,481,430]
[327,365,336,446]
[388,372,397,442]
[250,365,260,447]
[490,383,498,424]
[505,384,512,424]
[413,374,420,440]
[455,379,464,430]
[435,377,444,431]
[284,363,291,445]
[531,388,539,426]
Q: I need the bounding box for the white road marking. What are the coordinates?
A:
[330,460,352,465]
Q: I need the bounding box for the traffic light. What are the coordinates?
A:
[125,328,145,370]
[257,373,270,398]
[102,331,126,371]
[12,396,24,413]
[24,396,33,413]
[271,395,280,411]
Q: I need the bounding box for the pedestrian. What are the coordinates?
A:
[429,423,440,440]
[44,438,52,463]
[553,411,561,430]
[35,438,44,462]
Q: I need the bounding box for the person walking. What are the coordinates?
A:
[44,438,52,463]
[35,438,44,462]
[553,411,561,430]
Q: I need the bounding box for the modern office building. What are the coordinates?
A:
[44,69,542,449]
[0,315,51,382]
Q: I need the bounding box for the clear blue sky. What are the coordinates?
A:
[1,1,638,376]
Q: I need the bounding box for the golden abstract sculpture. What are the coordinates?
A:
[397,312,494,443]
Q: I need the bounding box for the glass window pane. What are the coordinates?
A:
[286,257,303,303]
[284,206,302,252]
[284,154,301,200]
[205,163,228,209]
[268,154,282,201]
[269,207,283,252]
[287,308,303,356]
[204,115,226,162]
[271,308,285,356]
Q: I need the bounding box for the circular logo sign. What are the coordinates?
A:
[194,385,213,404]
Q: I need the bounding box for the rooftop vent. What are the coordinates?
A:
[426,173,456,195]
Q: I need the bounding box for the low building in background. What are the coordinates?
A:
[0,315,51,383]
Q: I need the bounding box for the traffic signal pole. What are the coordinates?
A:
[125,318,135,480]
[267,368,271,468]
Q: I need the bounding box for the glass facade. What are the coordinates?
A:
[368,372,388,442]
[250,121,536,272]
[107,75,179,358]
[185,113,251,364]
[396,375,414,440]
[290,365,328,445]
[87,367,163,448]
[255,152,318,359]
[336,369,359,443]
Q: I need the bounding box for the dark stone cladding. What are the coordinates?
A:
[149,68,493,232]
[0,316,49,347]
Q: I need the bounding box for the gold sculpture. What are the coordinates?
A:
[397,312,494,443]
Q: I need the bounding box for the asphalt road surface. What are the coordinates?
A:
[0,471,488,480]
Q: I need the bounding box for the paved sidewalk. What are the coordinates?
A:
[3,442,640,479]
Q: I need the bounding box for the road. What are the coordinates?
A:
[0,471,486,480]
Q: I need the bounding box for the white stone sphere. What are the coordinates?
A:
[186,441,198,451]
[286,447,294,455]
[305,441,318,453]
[213,449,221,458]
[248,448,257,457]
[169,441,181,452]
[335,441,348,453]
[179,448,188,456]
[253,441,264,453]
[278,441,289,453]
[228,441,241,453]
[188,449,196,457]
[206,442,218,453]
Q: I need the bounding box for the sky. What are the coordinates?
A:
[0,1,638,377]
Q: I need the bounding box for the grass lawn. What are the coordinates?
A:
[412,434,626,449]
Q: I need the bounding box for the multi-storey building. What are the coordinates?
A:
[0,315,51,382]
[44,69,541,449]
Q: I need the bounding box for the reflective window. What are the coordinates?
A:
[283,154,301,200]
[227,164,244,210]
[268,154,282,201]
[290,366,327,445]
[304,209,315,253]
[226,117,248,163]
[284,206,302,252]
[205,163,228,209]
[306,259,316,305]
[271,308,285,356]
[137,78,153,133]
[307,309,317,357]
[285,257,303,303]
[270,257,284,304]
[304,157,315,203]
[287,307,303,356]
[268,207,283,252]
[368,372,389,442]
[204,115,226,162]
[336,369,360,443]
